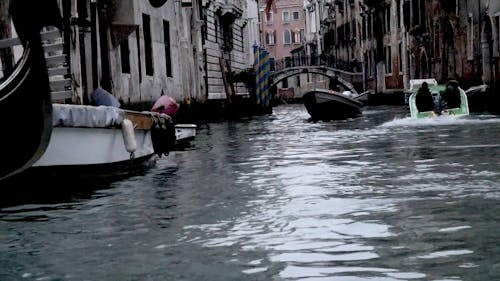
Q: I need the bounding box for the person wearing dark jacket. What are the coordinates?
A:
[415,82,435,112]
[441,80,461,110]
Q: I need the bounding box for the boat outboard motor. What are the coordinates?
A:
[151,115,176,157]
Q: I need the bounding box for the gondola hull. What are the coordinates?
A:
[0,40,53,180]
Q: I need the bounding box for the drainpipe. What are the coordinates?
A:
[175,0,192,105]
[90,0,98,90]
[96,0,111,92]
[69,0,83,104]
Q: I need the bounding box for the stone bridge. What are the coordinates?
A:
[269,56,365,94]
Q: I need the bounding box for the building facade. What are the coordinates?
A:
[318,0,500,97]
[40,0,202,109]
[259,0,307,98]
[13,0,260,115]
[201,0,255,101]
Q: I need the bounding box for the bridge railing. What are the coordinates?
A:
[271,55,365,93]
[273,55,362,73]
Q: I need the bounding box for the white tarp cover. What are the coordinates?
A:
[52,104,124,128]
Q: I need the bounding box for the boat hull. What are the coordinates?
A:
[0,40,53,180]
[1,104,175,184]
[303,89,363,121]
[33,127,154,167]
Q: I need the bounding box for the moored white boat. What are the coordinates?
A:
[0,1,176,182]
[24,104,174,179]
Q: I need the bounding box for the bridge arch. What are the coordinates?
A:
[269,66,362,94]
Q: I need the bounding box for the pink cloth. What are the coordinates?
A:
[151,95,180,116]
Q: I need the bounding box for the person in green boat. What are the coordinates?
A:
[415,82,436,114]
[441,80,461,111]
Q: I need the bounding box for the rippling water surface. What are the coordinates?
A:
[2,104,500,280]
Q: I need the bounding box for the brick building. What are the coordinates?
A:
[259,0,307,98]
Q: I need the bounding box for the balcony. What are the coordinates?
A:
[108,0,137,26]
[108,0,138,46]
[214,0,243,23]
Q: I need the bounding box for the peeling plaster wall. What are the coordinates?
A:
[107,0,188,107]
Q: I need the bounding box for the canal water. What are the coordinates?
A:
[2,104,500,280]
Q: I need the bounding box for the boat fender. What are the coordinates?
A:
[121,119,137,158]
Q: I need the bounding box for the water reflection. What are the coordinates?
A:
[178,105,500,280]
[2,104,500,280]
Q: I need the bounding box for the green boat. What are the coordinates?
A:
[409,84,469,118]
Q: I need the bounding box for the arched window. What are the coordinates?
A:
[283,30,291,44]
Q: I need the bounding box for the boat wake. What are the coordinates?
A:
[380,114,500,128]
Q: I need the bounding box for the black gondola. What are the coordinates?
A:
[0,0,62,180]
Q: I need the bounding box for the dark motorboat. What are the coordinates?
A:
[302,89,363,121]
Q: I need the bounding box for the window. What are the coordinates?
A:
[266,12,274,24]
[283,30,292,44]
[396,0,401,29]
[266,30,276,45]
[241,26,245,53]
[368,13,372,38]
[292,11,300,20]
[282,11,290,22]
[412,0,420,26]
[223,25,233,51]
[351,20,356,39]
[282,77,288,88]
[120,39,130,74]
[403,0,410,29]
[410,0,426,28]
[293,29,302,43]
[384,6,391,34]
[215,17,219,43]
[467,13,473,60]
[496,16,500,57]
[362,15,366,40]
[419,0,425,28]
[142,14,154,76]
[269,57,276,71]
[385,45,392,74]
[398,42,403,73]
[369,50,374,77]
[163,20,172,77]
